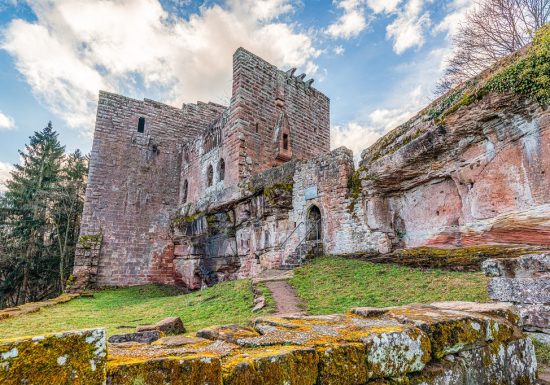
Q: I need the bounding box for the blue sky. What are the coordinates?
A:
[0,0,474,190]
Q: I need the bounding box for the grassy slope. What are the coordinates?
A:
[0,256,489,339]
[0,279,270,339]
[290,256,490,314]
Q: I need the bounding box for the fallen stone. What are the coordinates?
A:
[408,358,466,385]
[315,342,368,385]
[488,277,550,303]
[516,304,550,332]
[108,330,161,344]
[197,324,260,343]
[350,307,391,318]
[482,253,550,278]
[136,316,186,335]
[153,335,206,347]
[527,332,550,346]
[252,296,265,311]
[155,316,186,335]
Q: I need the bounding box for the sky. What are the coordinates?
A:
[0,0,476,192]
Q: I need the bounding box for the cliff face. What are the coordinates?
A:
[360,26,550,249]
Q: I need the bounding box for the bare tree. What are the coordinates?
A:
[437,0,550,94]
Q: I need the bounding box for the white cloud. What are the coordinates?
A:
[0,111,15,130]
[332,122,383,159]
[435,0,475,38]
[0,161,13,194]
[326,0,369,39]
[1,0,320,133]
[386,0,432,54]
[334,45,345,55]
[367,0,401,14]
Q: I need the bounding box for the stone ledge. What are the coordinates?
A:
[0,293,80,321]
[0,303,538,384]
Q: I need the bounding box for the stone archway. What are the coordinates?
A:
[306,205,322,241]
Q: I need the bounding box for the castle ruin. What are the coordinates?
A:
[72,47,550,290]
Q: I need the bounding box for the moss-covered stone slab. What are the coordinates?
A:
[107,354,222,385]
[316,342,368,385]
[0,293,80,321]
[407,358,466,385]
[429,301,520,325]
[459,337,537,385]
[197,324,260,344]
[0,328,106,385]
[386,305,492,359]
[222,346,318,385]
[362,327,431,378]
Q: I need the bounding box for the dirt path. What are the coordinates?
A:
[264,280,304,316]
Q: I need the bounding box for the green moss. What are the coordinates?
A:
[78,234,102,249]
[532,337,550,367]
[262,183,293,205]
[0,330,106,385]
[171,212,204,230]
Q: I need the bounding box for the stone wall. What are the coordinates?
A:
[74,91,225,288]
[483,252,550,345]
[0,302,539,384]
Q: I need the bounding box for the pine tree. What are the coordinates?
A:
[0,122,65,306]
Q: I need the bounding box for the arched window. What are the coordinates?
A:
[137,117,145,133]
[207,164,214,187]
[182,179,188,203]
[218,158,225,181]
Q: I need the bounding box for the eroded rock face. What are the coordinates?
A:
[360,93,550,249]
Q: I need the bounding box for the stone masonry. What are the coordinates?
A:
[74,47,550,291]
[0,302,539,384]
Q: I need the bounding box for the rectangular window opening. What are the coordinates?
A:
[137,117,145,133]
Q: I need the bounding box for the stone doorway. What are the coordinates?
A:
[306,205,322,241]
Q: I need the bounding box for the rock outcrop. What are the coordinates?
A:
[1,303,539,384]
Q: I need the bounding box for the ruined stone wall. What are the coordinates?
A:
[74,91,225,288]
[360,93,550,250]
[1,302,539,384]
[225,48,330,182]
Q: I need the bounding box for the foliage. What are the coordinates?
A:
[0,122,87,308]
[437,0,550,94]
[0,280,271,339]
[289,256,489,314]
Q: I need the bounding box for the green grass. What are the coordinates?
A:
[532,338,550,367]
[289,256,490,314]
[0,279,270,339]
[0,256,491,340]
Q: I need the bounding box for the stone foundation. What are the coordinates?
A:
[1,302,539,384]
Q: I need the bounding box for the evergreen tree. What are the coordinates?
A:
[0,122,87,307]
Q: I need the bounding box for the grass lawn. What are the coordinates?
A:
[0,279,274,340]
[290,256,490,314]
[0,256,489,340]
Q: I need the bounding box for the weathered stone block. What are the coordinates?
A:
[137,316,186,335]
[0,328,106,385]
[197,324,260,344]
[107,354,221,385]
[386,306,489,359]
[429,301,520,325]
[316,342,368,385]
[488,277,550,303]
[516,304,550,332]
[108,330,161,344]
[482,253,550,278]
[362,328,431,378]
[408,357,466,385]
[221,346,319,385]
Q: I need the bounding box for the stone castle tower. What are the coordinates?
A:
[72,48,331,289]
